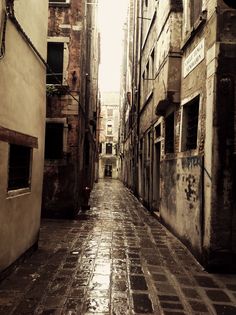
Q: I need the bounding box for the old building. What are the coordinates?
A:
[99,92,120,179]
[42,0,100,218]
[119,0,137,188]
[0,0,48,272]
[121,0,236,269]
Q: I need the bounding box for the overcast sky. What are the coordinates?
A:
[98,0,128,92]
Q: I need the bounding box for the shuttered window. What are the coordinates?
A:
[46,42,64,84]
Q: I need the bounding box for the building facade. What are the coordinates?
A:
[0,0,48,272]
[99,92,120,179]
[42,0,100,218]
[121,0,236,269]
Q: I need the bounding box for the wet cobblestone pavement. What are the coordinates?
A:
[1,180,236,315]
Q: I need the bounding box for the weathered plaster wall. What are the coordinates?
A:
[161,156,203,257]
[160,0,218,264]
[0,0,48,271]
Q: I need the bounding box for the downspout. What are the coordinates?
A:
[131,0,136,193]
[136,0,143,197]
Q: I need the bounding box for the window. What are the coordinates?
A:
[8,144,32,191]
[45,123,64,159]
[107,137,113,142]
[49,0,67,3]
[107,124,112,135]
[140,139,143,152]
[46,42,64,84]
[146,61,150,79]
[183,0,203,37]
[107,109,113,117]
[106,143,112,155]
[147,132,151,158]
[151,49,155,78]
[190,0,202,27]
[49,0,70,7]
[165,112,175,154]
[155,125,161,139]
[182,96,199,151]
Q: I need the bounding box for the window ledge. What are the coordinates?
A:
[7,188,31,199]
[49,3,70,8]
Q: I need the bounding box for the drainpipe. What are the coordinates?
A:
[136,0,143,197]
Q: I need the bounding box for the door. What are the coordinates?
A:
[153,142,161,212]
[104,164,112,177]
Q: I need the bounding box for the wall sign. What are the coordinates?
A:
[183,39,205,78]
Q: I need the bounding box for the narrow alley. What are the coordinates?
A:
[0,180,236,315]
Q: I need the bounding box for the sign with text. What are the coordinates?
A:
[183,39,205,78]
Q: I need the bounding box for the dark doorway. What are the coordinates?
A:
[104,164,112,177]
[153,142,161,212]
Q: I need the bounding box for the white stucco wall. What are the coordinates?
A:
[0,0,48,271]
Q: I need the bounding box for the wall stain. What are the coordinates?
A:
[184,174,197,203]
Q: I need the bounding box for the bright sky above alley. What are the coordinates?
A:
[98,0,128,92]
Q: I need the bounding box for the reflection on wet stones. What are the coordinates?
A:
[85,297,110,313]
[1,180,236,315]
[132,294,153,313]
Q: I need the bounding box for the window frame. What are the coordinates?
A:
[47,37,70,86]
[165,112,175,154]
[181,95,200,152]
[107,108,113,117]
[7,144,33,196]
[0,126,38,198]
[182,0,205,44]
[107,124,113,136]
[49,0,70,7]
[45,118,68,160]
[105,143,113,155]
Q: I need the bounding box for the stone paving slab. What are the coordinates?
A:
[0,180,236,315]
